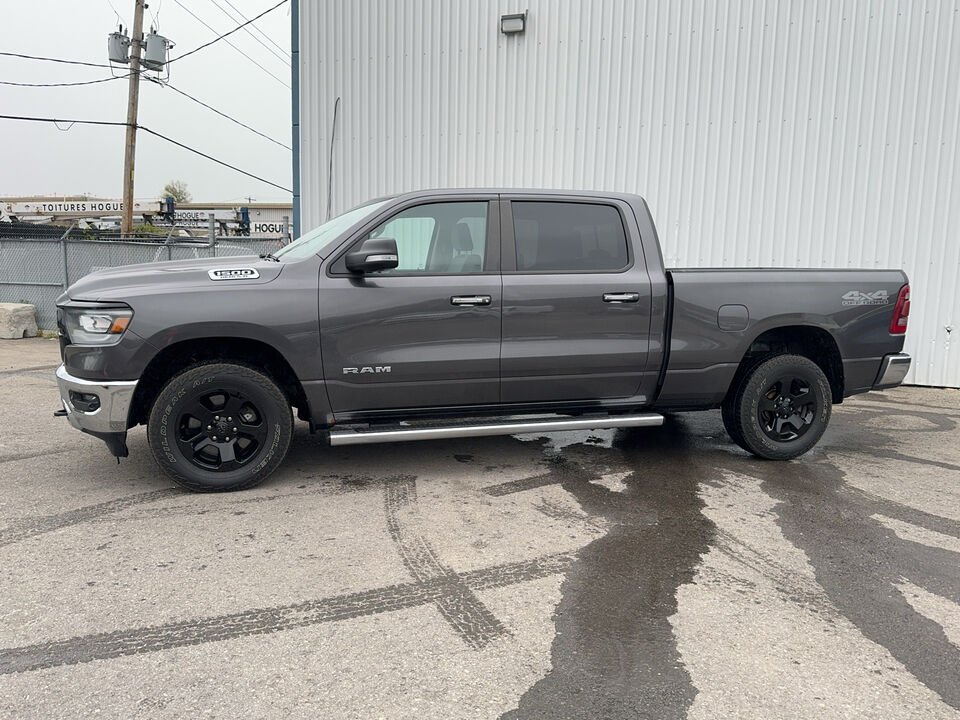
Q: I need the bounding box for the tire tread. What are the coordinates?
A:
[727,354,831,461]
[147,362,293,492]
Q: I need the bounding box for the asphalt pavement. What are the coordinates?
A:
[1,338,958,719]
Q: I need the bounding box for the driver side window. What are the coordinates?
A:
[368,201,488,274]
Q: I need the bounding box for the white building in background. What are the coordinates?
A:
[1,197,292,239]
[295,1,960,387]
[172,202,293,238]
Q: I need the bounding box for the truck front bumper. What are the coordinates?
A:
[55,365,137,452]
[872,353,911,390]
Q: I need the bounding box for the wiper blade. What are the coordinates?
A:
[259,252,280,262]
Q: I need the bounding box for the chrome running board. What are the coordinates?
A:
[328,413,664,447]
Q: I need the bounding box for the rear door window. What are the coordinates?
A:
[511,201,629,272]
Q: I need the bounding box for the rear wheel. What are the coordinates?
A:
[723,354,831,460]
[721,400,749,452]
[148,363,293,491]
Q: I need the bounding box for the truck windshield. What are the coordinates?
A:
[273,199,392,261]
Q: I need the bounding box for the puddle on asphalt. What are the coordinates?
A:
[512,429,617,452]
[502,417,714,720]
[501,405,960,718]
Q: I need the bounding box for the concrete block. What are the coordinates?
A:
[0,303,39,339]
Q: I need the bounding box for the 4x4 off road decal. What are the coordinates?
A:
[207,268,260,281]
[842,290,889,306]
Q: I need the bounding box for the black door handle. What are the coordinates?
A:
[602,292,640,303]
[451,295,492,306]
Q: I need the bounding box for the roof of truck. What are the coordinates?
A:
[385,188,645,202]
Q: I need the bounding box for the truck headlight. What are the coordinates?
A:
[61,306,133,346]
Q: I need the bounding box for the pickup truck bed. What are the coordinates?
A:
[659,268,910,408]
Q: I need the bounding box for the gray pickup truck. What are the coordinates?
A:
[54,189,911,491]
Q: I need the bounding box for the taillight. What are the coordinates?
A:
[890,284,910,334]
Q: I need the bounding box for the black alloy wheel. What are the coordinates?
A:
[756,373,819,442]
[176,389,268,472]
[148,363,293,492]
[722,353,832,461]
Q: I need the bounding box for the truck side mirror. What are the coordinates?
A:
[345,237,399,273]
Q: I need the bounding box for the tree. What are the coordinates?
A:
[162,180,192,203]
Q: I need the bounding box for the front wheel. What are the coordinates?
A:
[722,354,832,460]
[148,363,293,491]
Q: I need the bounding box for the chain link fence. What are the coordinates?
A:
[0,229,283,329]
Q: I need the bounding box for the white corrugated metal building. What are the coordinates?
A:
[295,0,960,387]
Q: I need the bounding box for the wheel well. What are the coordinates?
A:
[729,325,844,404]
[128,338,309,427]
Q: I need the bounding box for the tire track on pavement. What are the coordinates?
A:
[0,489,181,548]
[384,475,510,649]
[0,552,573,675]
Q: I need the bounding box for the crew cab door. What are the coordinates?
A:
[500,197,653,403]
[319,197,501,414]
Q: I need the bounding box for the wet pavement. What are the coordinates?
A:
[1,338,958,719]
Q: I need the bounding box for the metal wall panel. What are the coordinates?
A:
[299,0,960,387]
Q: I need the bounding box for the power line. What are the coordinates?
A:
[0,76,127,87]
[0,114,292,193]
[145,76,291,150]
[0,114,127,128]
[0,52,112,69]
[1,58,288,148]
[169,0,287,64]
[148,0,161,31]
[222,0,289,58]
[206,0,290,67]
[169,0,289,88]
[137,125,291,192]
[105,0,127,27]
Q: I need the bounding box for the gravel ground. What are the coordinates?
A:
[1,337,958,719]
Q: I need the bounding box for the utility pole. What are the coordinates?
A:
[120,0,146,235]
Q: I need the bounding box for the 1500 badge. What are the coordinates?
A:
[842,290,888,306]
[208,268,260,281]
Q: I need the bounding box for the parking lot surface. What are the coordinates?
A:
[1,338,958,719]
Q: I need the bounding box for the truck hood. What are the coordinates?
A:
[62,255,284,302]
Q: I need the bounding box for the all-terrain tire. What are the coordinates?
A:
[148,363,293,492]
[721,399,750,452]
[726,354,832,460]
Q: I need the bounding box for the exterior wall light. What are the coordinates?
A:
[500,12,526,34]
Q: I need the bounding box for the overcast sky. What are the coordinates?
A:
[0,0,292,203]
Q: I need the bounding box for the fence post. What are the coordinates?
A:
[59,223,73,290]
[207,213,215,251]
[282,215,290,246]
